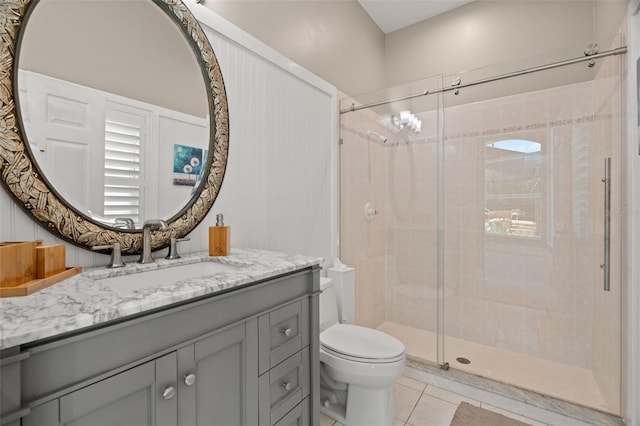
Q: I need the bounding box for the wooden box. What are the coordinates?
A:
[36,244,66,278]
[0,240,42,287]
[0,240,81,297]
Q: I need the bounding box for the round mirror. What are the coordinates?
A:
[0,0,229,254]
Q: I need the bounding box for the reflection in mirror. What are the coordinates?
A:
[0,0,229,254]
[17,0,209,228]
[484,139,545,239]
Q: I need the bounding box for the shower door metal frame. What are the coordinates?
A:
[339,46,626,116]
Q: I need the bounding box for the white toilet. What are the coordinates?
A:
[319,277,406,426]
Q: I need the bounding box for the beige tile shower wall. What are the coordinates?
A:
[340,103,388,328]
[384,117,439,332]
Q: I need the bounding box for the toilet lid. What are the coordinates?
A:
[320,324,405,360]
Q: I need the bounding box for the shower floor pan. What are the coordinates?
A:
[377,321,611,414]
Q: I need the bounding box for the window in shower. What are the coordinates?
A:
[484,138,544,239]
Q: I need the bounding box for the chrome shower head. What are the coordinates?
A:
[367,130,388,144]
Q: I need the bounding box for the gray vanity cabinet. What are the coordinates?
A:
[177,320,259,426]
[0,267,320,426]
[22,321,259,426]
[23,356,164,426]
[59,357,167,426]
[257,299,311,426]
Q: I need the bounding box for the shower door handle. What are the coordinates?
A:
[601,157,611,291]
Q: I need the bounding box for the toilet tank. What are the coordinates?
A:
[327,265,355,324]
[319,278,339,332]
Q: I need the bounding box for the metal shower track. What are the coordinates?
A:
[339,46,627,114]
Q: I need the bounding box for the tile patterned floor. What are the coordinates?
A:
[319,375,598,426]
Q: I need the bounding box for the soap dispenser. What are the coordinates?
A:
[209,214,230,256]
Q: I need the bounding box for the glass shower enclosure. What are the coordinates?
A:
[338,37,624,414]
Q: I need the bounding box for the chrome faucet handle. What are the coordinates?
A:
[142,219,168,230]
[92,243,126,268]
[114,217,135,230]
[138,219,169,264]
[165,237,190,260]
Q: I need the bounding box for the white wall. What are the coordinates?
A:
[206,1,628,97]
[384,1,627,87]
[0,2,339,270]
[203,0,387,96]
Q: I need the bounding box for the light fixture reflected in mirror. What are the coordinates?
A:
[391,110,421,133]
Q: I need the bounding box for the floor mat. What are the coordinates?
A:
[450,402,532,426]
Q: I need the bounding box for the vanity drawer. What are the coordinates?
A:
[259,299,309,374]
[273,397,309,426]
[0,352,23,420]
[259,347,309,426]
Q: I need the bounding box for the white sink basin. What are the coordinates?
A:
[97,262,241,295]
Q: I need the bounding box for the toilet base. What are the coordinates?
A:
[320,401,347,425]
[345,385,395,426]
[321,383,395,426]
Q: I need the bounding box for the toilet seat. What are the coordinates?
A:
[320,324,405,363]
[321,344,405,364]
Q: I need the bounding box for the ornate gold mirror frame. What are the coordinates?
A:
[0,0,229,254]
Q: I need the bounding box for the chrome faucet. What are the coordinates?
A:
[138,219,168,264]
[165,236,190,260]
[92,242,126,268]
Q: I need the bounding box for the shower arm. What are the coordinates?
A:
[366,130,388,144]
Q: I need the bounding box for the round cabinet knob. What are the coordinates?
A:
[184,373,196,386]
[282,327,293,337]
[162,386,176,400]
[282,382,292,391]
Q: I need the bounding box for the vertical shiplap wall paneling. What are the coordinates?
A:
[196,32,271,250]
[266,78,334,264]
[193,3,338,264]
[0,189,15,241]
[261,64,334,261]
[8,198,36,242]
[0,3,338,269]
[267,65,287,250]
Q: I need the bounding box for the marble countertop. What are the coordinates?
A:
[0,248,322,350]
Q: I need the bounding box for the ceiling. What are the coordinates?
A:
[357,0,475,33]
